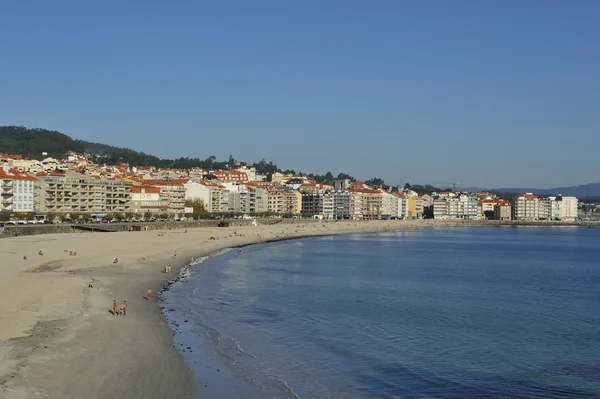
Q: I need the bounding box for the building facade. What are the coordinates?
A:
[512,193,539,221]
[34,172,132,214]
[0,167,37,213]
[493,201,512,220]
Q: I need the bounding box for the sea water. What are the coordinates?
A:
[163,227,600,398]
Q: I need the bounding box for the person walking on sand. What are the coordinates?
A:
[147,288,152,300]
[168,265,172,273]
[123,301,127,316]
[112,300,118,316]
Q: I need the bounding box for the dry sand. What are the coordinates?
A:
[0,219,436,399]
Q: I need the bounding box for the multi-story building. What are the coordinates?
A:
[247,186,268,214]
[538,198,552,220]
[151,180,187,214]
[380,191,395,219]
[550,196,563,220]
[493,201,512,220]
[301,192,325,216]
[480,199,501,219]
[131,186,169,214]
[0,167,37,213]
[433,198,448,219]
[560,196,578,221]
[512,193,539,221]
[211,170,249,184]
[347,189,382,220]
[330,191,351,219]
[302,190,351,219]
[433,194,479,219]
[392,192,409,219]
[267,189,302,214]
[184,180,227,213]
[34,172,132,214]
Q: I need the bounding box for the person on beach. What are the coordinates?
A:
[168,265,172,273]
[113,300,118,316]
[122,301,127,316]
[119,301,124,316]
[147,288,152,300]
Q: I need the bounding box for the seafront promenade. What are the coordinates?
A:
[1,217,598,239]
[0,219,426,399]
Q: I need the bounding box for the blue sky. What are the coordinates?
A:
[1,1,599,188]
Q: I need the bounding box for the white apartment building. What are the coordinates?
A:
[184,181,227,213]
[0,166,36,213]
[380,191,395,219]
[550,197,563,220]
[538,198,552,220]
[393,193,409,219]
[131,186,168,214]
[433,194,479,219]
[560,196,578,221]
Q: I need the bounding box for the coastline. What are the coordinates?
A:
[0,219,432,399]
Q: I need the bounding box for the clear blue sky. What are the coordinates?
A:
[1,1,599,189]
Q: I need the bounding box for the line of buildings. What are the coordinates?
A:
[0,153,580,222]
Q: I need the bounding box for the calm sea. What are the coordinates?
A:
[163,227,600,399]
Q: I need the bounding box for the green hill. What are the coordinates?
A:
[0,126,86,159]
[0,126,207,169]
[0,126,362,185]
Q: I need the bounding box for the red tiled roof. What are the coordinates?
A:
[131,186,161,194]
[0,168,38,181]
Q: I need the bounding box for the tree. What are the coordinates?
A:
[70,212,83,222]
[143,211,152,220]
[113,213,125,221]
[0,211,10,222]
[125,212,135,221]
[159,212,169,220]
[185,199,207,213]
[336,172,355,181]
[365,177,385,187]
[404,183,412,189]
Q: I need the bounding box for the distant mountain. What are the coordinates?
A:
[493,183,600,198]
[452,183,600,198]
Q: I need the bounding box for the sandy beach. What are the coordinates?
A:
[0,219,435,399]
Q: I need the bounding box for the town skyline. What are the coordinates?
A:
[1,125,599,194]
[2,2,599,187]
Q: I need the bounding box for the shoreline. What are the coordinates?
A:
[1,220,595,398]
[0,220,428,399]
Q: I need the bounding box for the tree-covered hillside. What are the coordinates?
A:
[0,126,387,187]
[0,126,86,159]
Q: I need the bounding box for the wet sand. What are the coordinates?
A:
[0,219,435,399]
